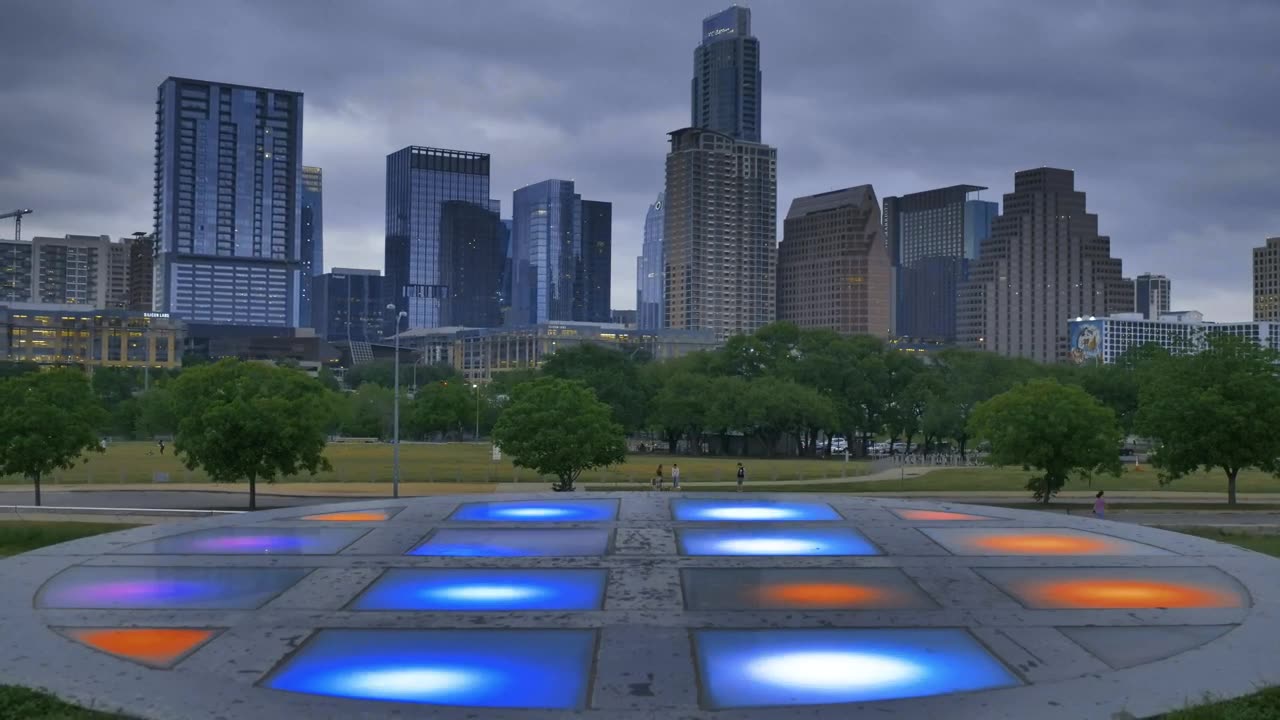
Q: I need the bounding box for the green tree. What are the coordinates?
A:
[648,368,714,454]
[1136,335,1280,505]
[135,386,178,438]
[492,377,626,491]
[316,366,341,392]
[0,361,39,381]
[169,359,332,509]
[541,344,649,431]
[344,359,456,390]
[0,369,107,506]
[339,383,395,438]
[408,380,472,439]
[970,378,1122,503]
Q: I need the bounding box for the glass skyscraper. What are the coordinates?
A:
[692,6,761,142]
[510,180,611,326]
[440,199,505,328]
[637,192,665,329]
[883,185,997,342]
[384,146,492,331]
[1134,273,1171,320]
[300,165,323,326]
[313,269,385,343]
[153,76,303,327]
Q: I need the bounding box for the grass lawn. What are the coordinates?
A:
[1156,682,1280,719]
[1173,527,1280,558]
[0,521,138,557]
[0,441,866,486]
[846,466,1280,495]
[0,686,130,720]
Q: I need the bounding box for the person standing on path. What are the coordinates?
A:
[1093,491,1106,519]
[736,463,745,492]
[654,464,664,491]
[671,464,681,490]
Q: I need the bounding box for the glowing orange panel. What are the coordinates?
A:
[1014,579,1241,609]
[895,509,992,522]
[970,534,1113,555]
[754,582,896,609]
[302,510,391,522]
[64,628,215,668]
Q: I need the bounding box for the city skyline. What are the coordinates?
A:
[1,1,1277,321]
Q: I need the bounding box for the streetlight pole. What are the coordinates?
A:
[388,305,407,499]
[473,383,480,440]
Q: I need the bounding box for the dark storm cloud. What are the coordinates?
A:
[1,0,1276,317]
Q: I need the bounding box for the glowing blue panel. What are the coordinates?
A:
[352,569,607,611]
[409,528,610,557]
[37,566,309,610]
[673,499,840,522]
[678,527,879,556]
[264,629,594,709]
[695,628,1019,708]
[118,526,367,555]
[449,499,618,523]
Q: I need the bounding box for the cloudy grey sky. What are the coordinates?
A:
[2,0,1277,319]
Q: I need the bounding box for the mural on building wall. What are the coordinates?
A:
[1068,321,1104,365]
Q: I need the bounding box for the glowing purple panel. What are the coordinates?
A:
[37,566,310,609]
[118,526,367,555]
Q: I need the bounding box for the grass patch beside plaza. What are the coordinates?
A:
[0,521,138,557]
[1173,527,1280,558]
[846,466,1280,494]
[1157,686,1280,719]
[0,686,131,720]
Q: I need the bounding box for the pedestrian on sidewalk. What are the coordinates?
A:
[1093,490,1106,519]
[736,462,745,492]
[654,464,664,491]
[671,464,681,490]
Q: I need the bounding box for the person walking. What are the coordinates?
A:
[671,464,681,490]
[654,464,664,491]
[736,462,745,492]
[158,439,165,455]
[1093,490,1106,519]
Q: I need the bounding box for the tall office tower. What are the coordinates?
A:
[882,185,998,342]
[313,269,385,343]
[777,186,891,336]
[153,77,304,327]
[510,180,612,325]
[1134,273,1172,320]
[440,199,505,327]
[636,192,665,329]
[663,127,777,340]
[692,6,760,142]
[1254,237,1280,322]
[300,166,324,326]
[385,146,491,332]
[958,168,1134,362]
[581,199,612,323]
[32,234,117,307]
[499,218,512,323]
[128,234,156,311]
[0,241,33,302]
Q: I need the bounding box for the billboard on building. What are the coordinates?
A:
[1068,320,1104,365]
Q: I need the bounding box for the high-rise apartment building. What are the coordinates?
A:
[692,6,760,142]
[1134,273,1171,320]
[128,233,156,311]
[510,179,611,325]
[883,185,997,342]
[663,128,777,341]
[300,166,323,326]
[313,269,385,343]
[105,236,131,309]
[636,192,665,330]
[1254,237,1280,322]
[777,186,891,336]
[31,234,132,308]
[958,168,1134,362]
[440,200,505,328]
[581,199,612,323]
[385,146,492,331]
[153,77,304,327]
[0,241,33,303]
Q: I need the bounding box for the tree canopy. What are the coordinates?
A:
[0,369,106,505]
[1136,335,1280,504]
[541,343,649,431]
[491,377,626,491]
[168,359,333,509]
[970,378,1122,503]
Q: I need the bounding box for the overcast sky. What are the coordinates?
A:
[2,0,1277,319]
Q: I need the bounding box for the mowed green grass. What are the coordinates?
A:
[0,521,138,557]
[0,685,130,720]
[846,466,1280,495]
[0,441,866,486]
[1174,528,1280,558]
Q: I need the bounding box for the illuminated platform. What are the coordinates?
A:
[673,498,841,522]
[4,492,1279,720]
[695,628,1019,708]
[264,629,593,709]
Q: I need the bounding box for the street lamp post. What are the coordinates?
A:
[473,383,480,440]
[388,305,408,499]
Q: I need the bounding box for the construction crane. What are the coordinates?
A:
[0,209,33,242]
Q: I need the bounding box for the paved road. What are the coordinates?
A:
[1,490,356,512]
